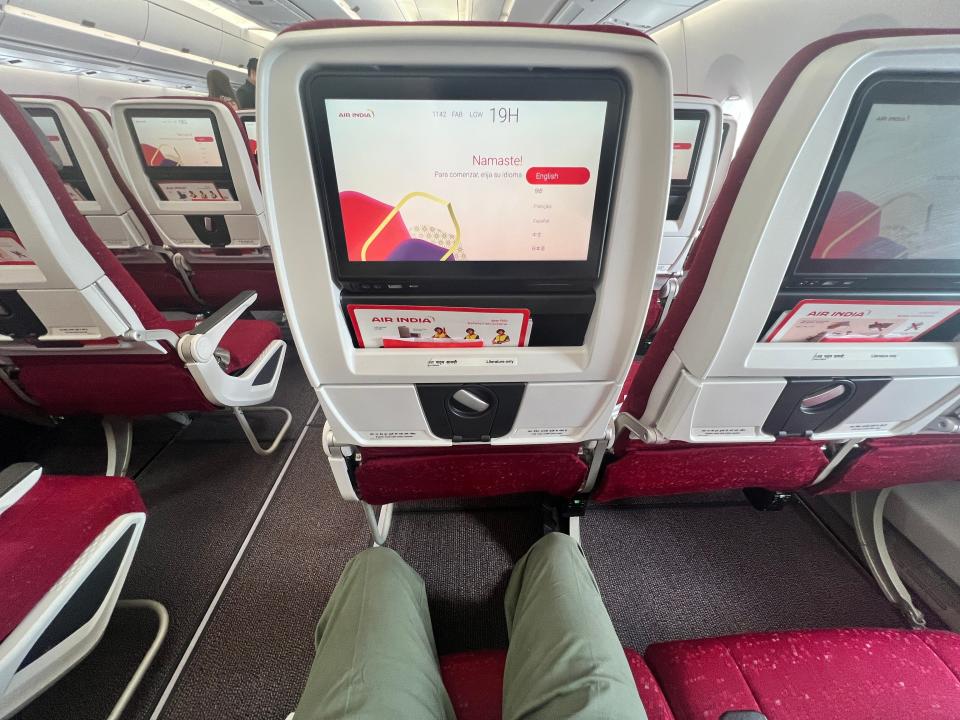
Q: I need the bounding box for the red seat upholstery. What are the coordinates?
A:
[645,628,960,720]
[16,319,282,416]
[817,435,960,494]
[439,648,675,720]
[596,438,829,501]
[355,445,588,504]
[0,473,144,642]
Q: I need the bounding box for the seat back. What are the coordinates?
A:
[16,96,163,252]
[110,97,267,254]
[0,88,168,351]
[657,95,723,277]
[261,20,673,505]
[622,29,960,448]
[703,114,738,220]
[238,110,257,156]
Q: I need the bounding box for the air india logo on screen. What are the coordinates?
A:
[337,109,376,119]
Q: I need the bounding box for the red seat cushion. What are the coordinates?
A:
[17,319,281,415]
[595,438,828,501]
[164,319,281,374]
[355,444,588,504]
[0,474,144,642]
[645,629,960,720]
[819,435,960,494]
[439,648,674,720]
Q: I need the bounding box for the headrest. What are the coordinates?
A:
[278,18,650,41]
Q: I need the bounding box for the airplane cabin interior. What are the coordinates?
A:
[1,1,960,719]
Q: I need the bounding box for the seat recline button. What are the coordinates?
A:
[451,388,491,414]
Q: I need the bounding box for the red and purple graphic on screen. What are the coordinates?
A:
[340,191,460,262]
[140,143,179,167]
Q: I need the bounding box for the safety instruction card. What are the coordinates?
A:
[348,305,531,348]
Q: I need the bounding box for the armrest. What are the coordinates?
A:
[178,291,257,364]
[0,463,42,516]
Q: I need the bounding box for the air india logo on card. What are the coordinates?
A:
[347,304,531,349]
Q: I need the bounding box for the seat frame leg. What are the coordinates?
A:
[106,599,169,720]
[851,488,926,628]
[361,501,394,547]
[102,416,133,476]
[233,406,293,456]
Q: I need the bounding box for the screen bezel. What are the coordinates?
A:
[301,68,626,288]
[125,108,230,175]
[788,72,960,282]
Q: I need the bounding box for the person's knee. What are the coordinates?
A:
[528,531,582,563]
[343,546,419,584]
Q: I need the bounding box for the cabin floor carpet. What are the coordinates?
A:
[13,350,318,720]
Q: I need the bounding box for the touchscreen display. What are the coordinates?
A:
[131,115,224,168]
[325,99,607,263]
[810,103,960,261]
[31,114,73,168]
[672,118,702,182]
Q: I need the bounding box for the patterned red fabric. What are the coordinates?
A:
[16,319,280,414]
[440,650,505,720]
[645,628,960,720]
[595,438,827,501]
[0,474,144,642]
[279,19,650,41]
[0,89,167,330]
[819,435,960,494]
[164,319,281,374]
[439,648,674,720]
[190,265,283,310]
[356,445,587,504]
[618,358,642,405]
[623,29,960,422]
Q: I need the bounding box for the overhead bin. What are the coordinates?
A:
[0,0,147,65]
[143,4,222,60]
[218,31,260,69]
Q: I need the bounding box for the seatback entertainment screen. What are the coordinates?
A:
[671,117,704,182]
[129,114,225,168]
[304,70,625,289]
[789,74,960,288]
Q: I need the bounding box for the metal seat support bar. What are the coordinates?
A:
[851,488,926,628]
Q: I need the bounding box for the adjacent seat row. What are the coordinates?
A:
[0,89,289,471]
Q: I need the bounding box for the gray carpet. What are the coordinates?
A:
[158,425,367,720]
[582,497,929,651]
[14,351,318,720]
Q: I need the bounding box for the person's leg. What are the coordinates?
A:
[502,533,646,720]
[294,546,455,720]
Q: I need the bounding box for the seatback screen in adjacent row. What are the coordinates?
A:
[790,73,960,288]
[303,70,625,290]
[671,116,705,182]
[129,113,225,168]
